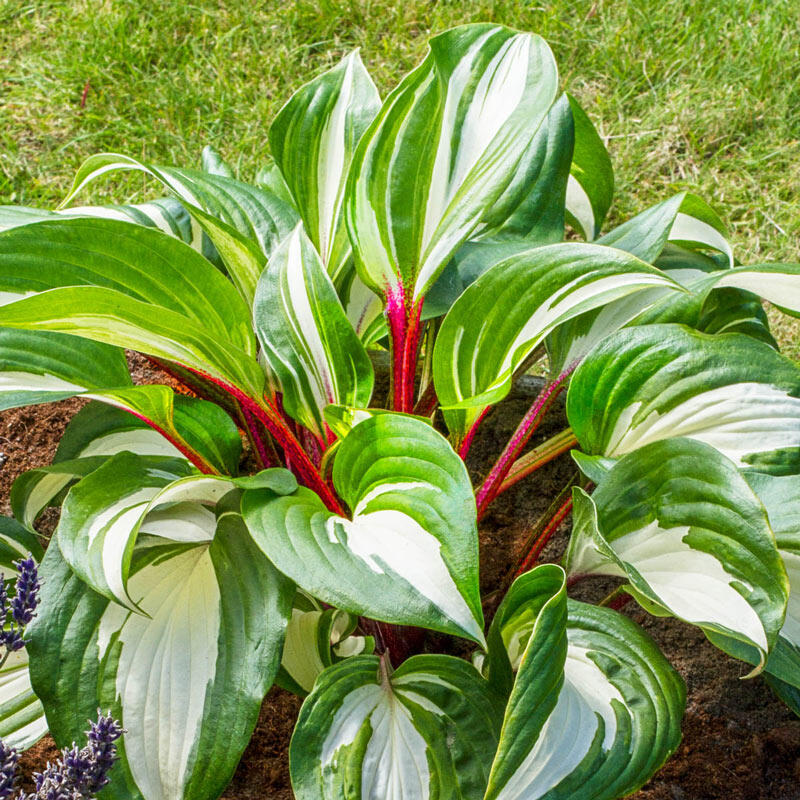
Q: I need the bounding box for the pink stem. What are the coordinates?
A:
[475,364,576,520]
[514,496,573,577]
[387,287,423,413]
[187,369,347,516]
[124,409,217,475]
[241,406,276,469]
[457,407,491,460]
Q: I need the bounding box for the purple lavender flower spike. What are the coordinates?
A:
[0,740,18,800]
[10,559,39,628]
[82,711,123,795]
[0,710,123,799]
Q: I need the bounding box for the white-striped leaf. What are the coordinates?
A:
[0,328,130,411]
[474,92,574,244]
[568,323,800,474]
[346,23,559,304]
[10,398,241,529]
[547,198,735,374]
[242,413,485,644]
[0,217,263,393]
[322,405,432,440]
[565,438,789,667]
[1,198,200,250]
[290,653,505,800]
[57,453,296,611]
[253,225,373,441]
[269,50,380,283]
[713,472,800,696]
[278,592,373,696]
[0,517,46,750]
[484,564,685,800]
[432,243,684,443]
[27,516,293,800]
[62,153,300,304]
[668,193,733,267]
[200,145,234,178]
[565,94,613,240]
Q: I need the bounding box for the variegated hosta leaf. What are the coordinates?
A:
[10,398,242,529]
[568,323,800,474]
[242,413,485,644]
[278,592,373,696]
[27,518,293,800]
[61,153,300,304]
[474,92,573,244]
[346,23,559,304]
[484,564,685,800]
[57,451,296,610]
[668,193,732,267]
[0,328,243,474]
[290,654,505,800]
[339,268,387,344]
[269,50,380,282]
[712,472,800,697]
[697,286,777,348]
[0,218,264,395]
[322,404,432,440]
[1,198,201,253]
[565,438,789,666]
[253,225,373,440]
[547,197,735,374]
[0,328,130,410]
[0,516,46,750]
[565,94,613,240]
[432,243,684,443]
[200,145,234,177]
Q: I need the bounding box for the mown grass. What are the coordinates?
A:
[2,0,799,350]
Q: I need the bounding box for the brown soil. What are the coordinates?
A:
[2,364,799,799]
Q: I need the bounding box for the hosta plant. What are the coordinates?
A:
[1,22,800,800]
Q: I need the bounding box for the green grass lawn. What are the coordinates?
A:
[2,0,798,350]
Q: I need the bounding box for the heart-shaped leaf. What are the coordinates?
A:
[565,438,789,666]
[28,516,293,800]
[290,654,505,800]
[484,565,684,800]
[242,413,484,643]
[568,323,800,474]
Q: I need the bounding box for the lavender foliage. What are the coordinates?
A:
[0,712,123,800]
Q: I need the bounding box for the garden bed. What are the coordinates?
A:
[2,363,798,800]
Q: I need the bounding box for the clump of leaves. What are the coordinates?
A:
[0,22,799,800]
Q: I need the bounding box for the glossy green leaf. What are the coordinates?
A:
[253,225,373,440]
[242,413,485,644]
[28,518,293,800]
[346,23,559,303]
[485,565,684,799]
[568,324,800,474]
[61,154,300,303]
[270,50,380,282]
[0,328,131,412]
[565,94,613,240]
[200,145,234,178]
[475,92,573,244]
[278,592,373,696]
[565,438,789,666]
[290,654,505,800]
[433,243,684,442]
[718,472,800,693]
[57,452,295,611]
